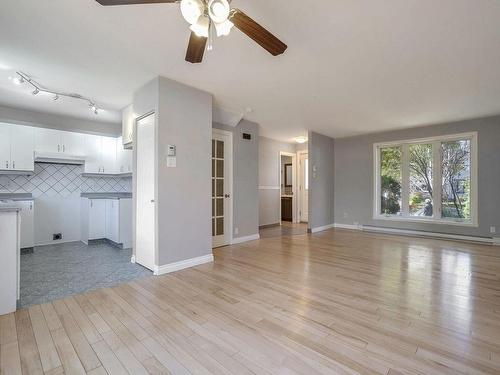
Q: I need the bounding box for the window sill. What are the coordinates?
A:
[373,215,478,227]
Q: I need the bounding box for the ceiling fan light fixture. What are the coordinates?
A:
[208,0,230,23]
[180,0,204,25]
[295,136,308,144]
[190,15,210,38]
[214,19,234,37]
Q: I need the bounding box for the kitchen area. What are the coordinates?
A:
[0,117,151,314]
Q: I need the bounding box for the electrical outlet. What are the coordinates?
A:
[234,227,239,235]
[491,226,496,234]
[343,212,348,218]
[53,233,62,241]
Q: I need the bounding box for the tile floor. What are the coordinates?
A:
[20,241,152,308]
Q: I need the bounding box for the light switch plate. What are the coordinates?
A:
[166,156,176,168]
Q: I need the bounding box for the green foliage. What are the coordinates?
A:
[381,175,401,214]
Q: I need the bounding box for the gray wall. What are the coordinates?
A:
[334,115,500,238]
[309,131,335,230]
[258,136,296,226]
[213,120,260,239]
[157,77,212,265]
[133,77,212,267]
[0,104,121,136]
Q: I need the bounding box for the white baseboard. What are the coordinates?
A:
[153,253,214,276]
[34,239,81,247]
[310,224,335,233]
[333,223,363,230]
[231,234,260,244]
[334,223,496,245]
[493,237,500,246]
[130,255,136,263]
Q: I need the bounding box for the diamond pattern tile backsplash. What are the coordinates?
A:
[0,163,131,198]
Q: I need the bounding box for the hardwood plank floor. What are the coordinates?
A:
[2,228,500,374]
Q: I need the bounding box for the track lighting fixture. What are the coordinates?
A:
[12,71,101,115]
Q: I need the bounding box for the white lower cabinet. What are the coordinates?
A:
[81,198,132,247]
[88,199,106,240]
[17,200,34,249]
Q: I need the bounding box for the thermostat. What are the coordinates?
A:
[167,144,176,156]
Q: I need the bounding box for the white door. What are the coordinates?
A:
[212,129,232,248]
[84,135,102,174]
[299,153,309,222]
[0,123,11,170]
[10,125,34,171]
[18,200,34,249]
[34,127,60,154]
[101,137,117,174]
[136,114,156,270]
[89,199,106,239]
[61,131,85,155]
[105,199,119,243]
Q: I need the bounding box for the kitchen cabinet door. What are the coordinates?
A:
[88,199,106,240]
[101,137,117,174]
[84,135,102,174]
[0,123,11,171]
[122,104,134,146]
[61,131,85,155]
[18,200,34,249]
[105,199,119,243]
[34,127,60,154]
[10,125,34,171]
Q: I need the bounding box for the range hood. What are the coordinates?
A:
[34,151,86,165]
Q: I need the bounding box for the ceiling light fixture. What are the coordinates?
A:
[295,136,308,144]
[12,71,101,115]
[180,0,204,25]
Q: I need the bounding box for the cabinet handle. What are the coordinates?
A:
[12,161,15,169]
[63,145,65,152]
[5,161,8,169]
[58,144,60,152]
[29,203,32,210]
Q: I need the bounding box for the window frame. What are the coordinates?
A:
[373,132,478,227]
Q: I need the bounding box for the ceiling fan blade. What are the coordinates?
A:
[230,9,287,56]
[185,32,207,64]
[95,0,176,5]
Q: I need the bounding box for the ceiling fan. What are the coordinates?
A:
[95,0,287,63]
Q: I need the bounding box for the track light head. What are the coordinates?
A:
[12,76,24,85]
[53,94,59,101]
[32,88,40,95]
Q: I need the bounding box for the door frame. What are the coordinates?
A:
[297,150,309,223]
[212,128,233,248]
[279,151,298,223]
[132,111,158,271]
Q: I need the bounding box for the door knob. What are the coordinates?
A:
[224,194,230,198]
[150,199,155,203]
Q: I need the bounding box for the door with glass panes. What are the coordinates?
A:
[212,129,232,247]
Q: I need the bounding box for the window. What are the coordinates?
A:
[374,132,477,226]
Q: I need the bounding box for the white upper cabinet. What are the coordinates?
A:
[0,123,34,172]
[10,125,35,171]
[122,104,134,148]
[60,131,85,155]
[0,124,11,170]
[116,136,133,174]
[34,128,84,155]
[34,128,60,154]
[84,135,102,174]
[84,135,117,174]
[101,137,117,174]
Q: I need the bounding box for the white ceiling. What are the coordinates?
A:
[1,0,500,141]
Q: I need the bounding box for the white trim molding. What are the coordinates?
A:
[153,254,214,276]
[231,234,260,244]
[310,224,335,233]
[334,223,496,245]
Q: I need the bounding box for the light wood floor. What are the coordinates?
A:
[2,229,500,374]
